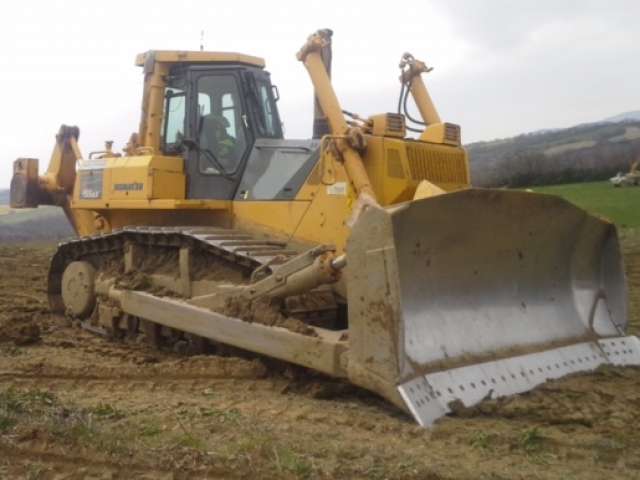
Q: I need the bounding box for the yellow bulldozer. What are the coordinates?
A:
[9,30,640,426]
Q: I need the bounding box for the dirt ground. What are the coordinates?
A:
[1,233,639,480]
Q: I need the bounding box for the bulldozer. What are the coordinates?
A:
[9,30,640,427]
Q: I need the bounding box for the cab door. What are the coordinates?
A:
[185,70,252,199]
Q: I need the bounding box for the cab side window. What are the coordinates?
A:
[258,82,277,136]
[162,87,186,153]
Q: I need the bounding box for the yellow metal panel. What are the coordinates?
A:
[103,209,232,232]
[413,180,446,200]
[362,136,417,205]
[70,153,229,212]
[361,136,470,205]
[72,198,230,210]
[233,197,352,253]
[292,185,352,253]
[361,136,386,203]
[150,171,185,199]
[135,51,265,68]
[105,155,185,201]
[172,199,230,210]
[292,160,352,251]
[233,201,311,239]
[233,155,352,250]
[71,208,99,237]
[110,165,151,200]
[106,155,184,172]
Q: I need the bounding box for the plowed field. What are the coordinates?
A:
[0,231,639,479]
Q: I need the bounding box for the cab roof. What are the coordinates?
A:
[135,50,265,68]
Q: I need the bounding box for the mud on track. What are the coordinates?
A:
[1,238,640,480]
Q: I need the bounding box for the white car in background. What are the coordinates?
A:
[610,162,640,187]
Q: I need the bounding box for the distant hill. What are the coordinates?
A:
[602,110,640,123]
[0,189,73,243]
[0,211,73,243]
[468,119,640,187]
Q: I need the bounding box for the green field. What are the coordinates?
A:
[532,181,640,228]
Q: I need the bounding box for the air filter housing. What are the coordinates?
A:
[369,113,406,138]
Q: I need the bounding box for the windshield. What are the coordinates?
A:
[245,75,281,139]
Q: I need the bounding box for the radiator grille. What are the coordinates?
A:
[406,144,467,183]
[387,149,405,178]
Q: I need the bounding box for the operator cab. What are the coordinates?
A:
[141,51,285,199]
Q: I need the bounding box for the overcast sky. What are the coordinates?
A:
[1,0,638,188]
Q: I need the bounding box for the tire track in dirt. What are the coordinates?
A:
[0,443,233,479]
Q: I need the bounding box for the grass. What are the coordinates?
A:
[519,427,544,453]
[530,180,640,332]
[0,345,24,357]
[199,406,243,424]
[0,387,133,456]
[139,420,163,437]
[91,403,126,420]
[0,388,55,434]
[470,430,493,450]
[276,449,313,478]
[531,181,640,227]
[0,386,319,477]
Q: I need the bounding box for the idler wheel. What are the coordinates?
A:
[61,261,96,318]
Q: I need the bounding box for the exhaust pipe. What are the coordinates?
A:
[312,28,333,139]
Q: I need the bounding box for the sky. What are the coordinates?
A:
[0,0,638,188]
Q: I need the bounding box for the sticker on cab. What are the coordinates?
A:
[326,182,347,196]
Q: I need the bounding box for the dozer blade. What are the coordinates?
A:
[345,188,640,426]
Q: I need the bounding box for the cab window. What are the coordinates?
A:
[162,87,186,153]
[196,75,247,175]
[258,83,276,136]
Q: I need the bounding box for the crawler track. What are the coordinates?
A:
[49,225,305,311]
